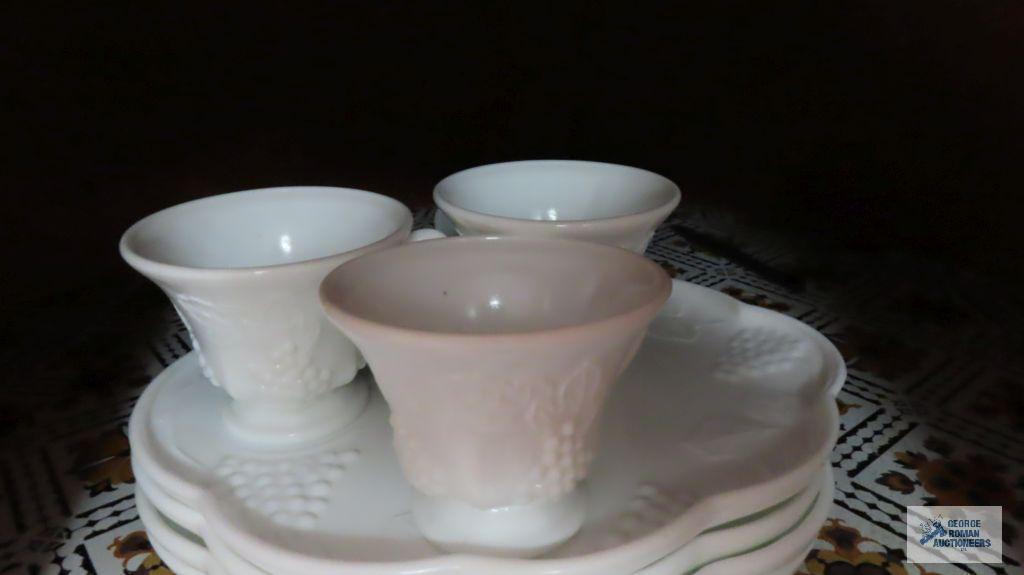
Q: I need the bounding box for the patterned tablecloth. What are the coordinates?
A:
[2,208,1021,575]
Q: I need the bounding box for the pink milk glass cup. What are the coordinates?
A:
[320,236,671,557]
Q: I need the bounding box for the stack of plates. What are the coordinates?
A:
[131,279,844,575]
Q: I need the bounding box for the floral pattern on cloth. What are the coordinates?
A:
[799,518,944,575]
[108,531,172,575]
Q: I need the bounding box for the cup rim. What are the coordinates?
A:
[120,186,413,280]
[319,235,672,342]
[433,159,681,230]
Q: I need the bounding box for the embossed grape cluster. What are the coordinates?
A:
[532,421,593,499]
[214,450,358,529]
[267,341,334,395]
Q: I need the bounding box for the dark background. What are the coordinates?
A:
[3,1,1022,322]
[2,4,1023,554]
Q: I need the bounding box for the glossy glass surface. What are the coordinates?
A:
[322,236,670,335]
[123,187,408,269]
[435,160,679,222]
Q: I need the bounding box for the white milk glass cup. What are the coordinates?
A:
[434,160,681,253]
[121,186,441,447]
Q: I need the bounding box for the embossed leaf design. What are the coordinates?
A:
[394,362,607,503]
[171,293,227,324]
[715,327,806,381]
[169,299,218,384]
[526,362,603,432]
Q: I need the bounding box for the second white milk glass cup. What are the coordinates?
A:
[121,186,441,447]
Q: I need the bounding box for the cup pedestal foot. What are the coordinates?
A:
[221,380,369,448]
[412,489,585,558]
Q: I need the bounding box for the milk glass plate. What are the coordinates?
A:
[129,279,843,575]
[138,467,833,575]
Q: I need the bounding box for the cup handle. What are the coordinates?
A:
[409,227,447,242]
[433,208,459,236]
